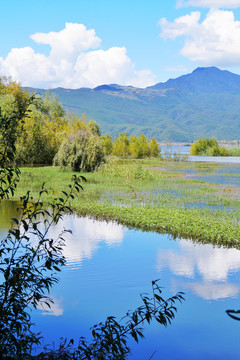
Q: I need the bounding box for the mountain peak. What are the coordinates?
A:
[149,66,240,94]
[192,66,219,73]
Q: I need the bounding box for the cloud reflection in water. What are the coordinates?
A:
[39,216,125,316]
[157,239,240,300]
[50,215,125,267]
[38,296,64,316]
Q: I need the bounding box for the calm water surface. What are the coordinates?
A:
[183,163,240,186]
[22,214,239,360]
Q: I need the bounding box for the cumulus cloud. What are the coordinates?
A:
[159,9,240,66]
[0,23,155,88]
[160,12,201,39]
[31,23,101,63]
[177,0,240,8]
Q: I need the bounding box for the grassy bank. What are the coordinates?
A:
[14,158,240,247]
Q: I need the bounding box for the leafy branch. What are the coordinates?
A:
[0,175,85,358]
[36,281,184,360]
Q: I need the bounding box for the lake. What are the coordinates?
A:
[28,215,240,359]
[1,161,240,359]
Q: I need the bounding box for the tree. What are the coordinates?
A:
[149,137,160,157]
[129,135,142,158]
[101,133,113,155]
[0,78,33,167]
[112,132,130,157]
[88,119,101,136]
[138,134,150,158]
[190,137,228,156]
[15,108,58,165]
[15,93,67,165]
[54,130,105,172]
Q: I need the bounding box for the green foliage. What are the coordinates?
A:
[15,111,58,165]
[0,80,104,166]
[112,132,130,157]
[54,130,105,172]
[190,137,229,156]
[101,133,113,155]
[227,146,240,156]
[129,134,150,159]
[112,132,160,159]
[0,83,33,199]
[88,119,101,136]
[0,89,33,166]
[149,137,161,157]
[0,91,85,356]
[15,92,67,165]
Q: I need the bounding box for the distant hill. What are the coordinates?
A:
[28,67,240,142]
[149,67,240,94]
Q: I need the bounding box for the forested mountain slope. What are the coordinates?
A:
[28,67,240,142]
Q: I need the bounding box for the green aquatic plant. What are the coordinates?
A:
[14,158,240,247]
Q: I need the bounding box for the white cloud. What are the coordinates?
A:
[160,9,240,66]
[160,12,201,39]
[177,0,240,8]
[0,23,155,89]
[31,23,101,63]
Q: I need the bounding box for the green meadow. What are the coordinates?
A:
[14,158,240,248]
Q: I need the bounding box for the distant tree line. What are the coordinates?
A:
[0,77,160,172]
[102,132,160,158]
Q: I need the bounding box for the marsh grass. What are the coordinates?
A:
[15,158,240,247]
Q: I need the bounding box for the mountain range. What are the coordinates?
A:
[29,66,240,142]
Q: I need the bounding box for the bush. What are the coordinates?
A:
[54,130,105,172]
[190,137,229,156]
[227,147,240,156]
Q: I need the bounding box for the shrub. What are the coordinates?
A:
[190,137,229,156]
[54,130,105,172]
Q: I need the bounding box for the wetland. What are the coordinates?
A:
[3,157,240,358]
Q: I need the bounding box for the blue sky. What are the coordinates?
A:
[1,0,240,88]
